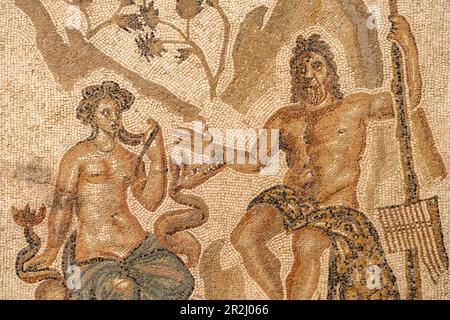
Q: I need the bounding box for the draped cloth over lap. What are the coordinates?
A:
[248,185,400,300]
[63,233,194,300]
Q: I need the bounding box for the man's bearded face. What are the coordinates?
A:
[298,52,329,106]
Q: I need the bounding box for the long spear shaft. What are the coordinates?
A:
[388,0,422,299]
[389,0,419,203]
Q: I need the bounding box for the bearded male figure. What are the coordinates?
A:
[228,15,431,300]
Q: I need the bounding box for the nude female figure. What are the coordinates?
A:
[22,81,194,300]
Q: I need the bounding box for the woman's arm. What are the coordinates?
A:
[24,147,79,270]
[132,122,168,212]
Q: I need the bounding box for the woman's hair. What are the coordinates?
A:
[290,34,344,103]
[76,81,143,146]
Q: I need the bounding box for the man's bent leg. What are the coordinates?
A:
[286,227,331,300]
[231,203,285,300]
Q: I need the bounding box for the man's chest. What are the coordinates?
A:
[282,105,367,148]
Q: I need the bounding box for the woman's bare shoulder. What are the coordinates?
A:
[60,140,94,164]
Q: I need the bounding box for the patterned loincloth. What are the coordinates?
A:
[248,185,400,300]
[62,233,194,300]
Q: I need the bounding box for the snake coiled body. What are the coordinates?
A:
[15,227,62,284]
[153,161,225,268]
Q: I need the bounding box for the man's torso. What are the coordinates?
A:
[277,94,371,208]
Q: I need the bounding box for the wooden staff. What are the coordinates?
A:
[388,0,422,299]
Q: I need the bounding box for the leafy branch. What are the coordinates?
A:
[83,0,137,39]
[78,0,230,99]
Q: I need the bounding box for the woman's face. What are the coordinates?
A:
[93,98,122,136]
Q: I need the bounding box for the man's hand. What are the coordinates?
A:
[388,13,422,108]
[23,250,57,271]
[388,15,412,44]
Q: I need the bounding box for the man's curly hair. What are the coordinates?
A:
[76,81,143,146]
[290,34,344,104]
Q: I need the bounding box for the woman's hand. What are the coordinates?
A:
[146,118,159,129]
[140,118,161,144]
[146,118,160,134]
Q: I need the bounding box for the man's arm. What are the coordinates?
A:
[167,110,286,190]
[389,14,446,179]
[368,91,395,120]
[368,15,422,120]
[389,15,422,108]
[228,111,283,174]
[368,15,447,179]
[24,147,79,270]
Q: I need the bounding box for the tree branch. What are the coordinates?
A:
[161,40,189,46]
[213,3,231,86]
[186,19,191,39]
[86,19,116,39]
[160,20,215,98]
[14,0,202,122]
[86,0,127,39]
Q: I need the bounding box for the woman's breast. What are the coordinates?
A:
[82,160,113,184]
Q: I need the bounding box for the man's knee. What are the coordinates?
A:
[292,227,331,256]
[231,219,257,253]
[231,207,285,300]
[231,205,282,253]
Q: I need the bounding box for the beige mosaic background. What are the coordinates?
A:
[0,0,449,299]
